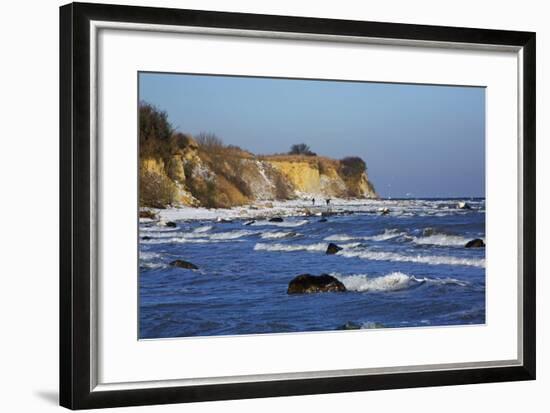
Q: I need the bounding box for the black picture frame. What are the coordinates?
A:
[60,2,536,410]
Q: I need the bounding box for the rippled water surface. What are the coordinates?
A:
[139,198,485,338]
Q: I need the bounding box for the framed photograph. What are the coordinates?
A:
[60,2,536,409]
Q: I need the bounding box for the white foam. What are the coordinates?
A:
[334,272,417,292]
[209,230,255,240]
[332,272,469,292]
[260,231,296,239]
[338,249,485,268]
[411,234,470,247]
[363,228,405,241]
[252,219,308,228]
[324,234,357,241]
[139,251,162,260]
[253,241,361,252]
[193,225,213,233]
[141,225,178,233]
[254,242,328,252]
[141,237,211,244]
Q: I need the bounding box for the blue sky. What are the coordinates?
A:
[139,72,485,198]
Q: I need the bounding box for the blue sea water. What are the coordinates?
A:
[139,198,485,339]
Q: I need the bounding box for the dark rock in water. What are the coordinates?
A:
[326,243,343,255]
[139,210,157,219]
[318,218,328,223]
[457,201,472,210]
[269,217,284,222]
[165,221,177,228]
[287,274,346,294]
[338,321,361,330]
[423,227,436,236]
[338,321,385,330]
[244,220,256,226]
[169,259,198,270]
[465,238,485,248]
[141,236,152,241]
[217,218,233,223]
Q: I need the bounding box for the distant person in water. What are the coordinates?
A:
[312,198,315,205]
[326,198,331,206]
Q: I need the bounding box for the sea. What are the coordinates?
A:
[139,198,485,339]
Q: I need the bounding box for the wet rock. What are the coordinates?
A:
[165,221,177,228]
[216,218,233,223]
[338,321,361,330]
[169,259,198,269]
[338,321,385,330]
[139,210,157,219]
[318,218,328,223]
[423,227,436,236]
[326,243,343,255]
[269,217,284,222]
[244,220,256,226]
[287,274,346,294]
[465,238,485,248]
[141,236,152,241]
[379,207,390,215]
[457,201,472,210]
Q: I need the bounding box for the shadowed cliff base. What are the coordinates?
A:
[139,102,377,209]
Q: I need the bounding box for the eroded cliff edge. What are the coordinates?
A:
[139,103,377,209]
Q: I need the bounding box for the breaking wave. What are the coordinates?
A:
[324,234,357,242]
[260,231,297,239]
[252,219,308,228]
[254,242,328,252]
[325,229,405,243]
[332,272,469,292]
[363,228,406,241]
[209,230,255,240]
[338,249,485,268]
[411,234,471,247]
[193,225,213,233]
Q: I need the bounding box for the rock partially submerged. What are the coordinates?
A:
[338,321,385,330]
[287,274,346,294]
[269,217,284,222]
[164,221,177,228]
[457,201,472,210]
[326,243,343,255]
[169,259,198,269]
[465,238,485,248]
[141,236,152,241]
[379,207,390,215]
[243,220,256,226]
[318,218,328,223]
[139,209,157,220]
[338,321,361,330]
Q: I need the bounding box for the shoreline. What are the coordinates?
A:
[140,197,485,223]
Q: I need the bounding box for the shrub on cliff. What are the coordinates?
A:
[339,156,366,177]
[139,102,174,159]
[140,170,177,208]
[288,143,316,156]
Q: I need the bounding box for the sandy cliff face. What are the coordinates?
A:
[139,139,377,208]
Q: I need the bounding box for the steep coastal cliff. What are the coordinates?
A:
[139,103,377,209]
